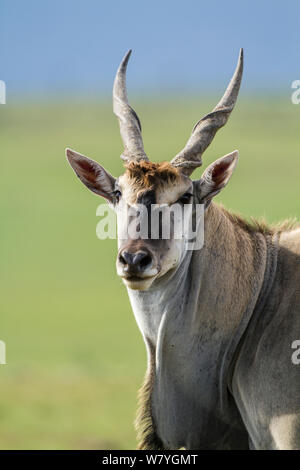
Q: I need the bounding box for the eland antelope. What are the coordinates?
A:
[66,50,300,450]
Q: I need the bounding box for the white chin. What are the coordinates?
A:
[122,277,155,291]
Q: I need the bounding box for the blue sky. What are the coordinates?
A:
[1,0,299,97]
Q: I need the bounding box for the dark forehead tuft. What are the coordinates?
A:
[124,161,181,188]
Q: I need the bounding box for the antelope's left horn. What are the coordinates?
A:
[113,50,148,163]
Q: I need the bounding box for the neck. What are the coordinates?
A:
[128,202,270,449]
[128,203,268,348]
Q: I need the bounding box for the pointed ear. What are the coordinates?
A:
[66,148,116,201]
[196,150,239,205]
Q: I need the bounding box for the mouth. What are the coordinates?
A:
[120,273,157,290]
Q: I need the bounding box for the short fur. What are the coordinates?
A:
[129,201,300,449]
[66,49,300,450]
[67,152,300,450]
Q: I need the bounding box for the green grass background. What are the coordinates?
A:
[0,97,299,449]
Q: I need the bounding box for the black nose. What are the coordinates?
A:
[118,250,153,274]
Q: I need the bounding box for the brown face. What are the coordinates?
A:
[67,147,239,291]
[115,161,193,290]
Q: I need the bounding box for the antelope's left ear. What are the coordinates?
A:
[194,150,239,205]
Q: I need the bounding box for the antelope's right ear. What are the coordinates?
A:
[66,148,116,201]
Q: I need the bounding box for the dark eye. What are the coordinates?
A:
[113,190,122,203]
[177,192,193,204]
